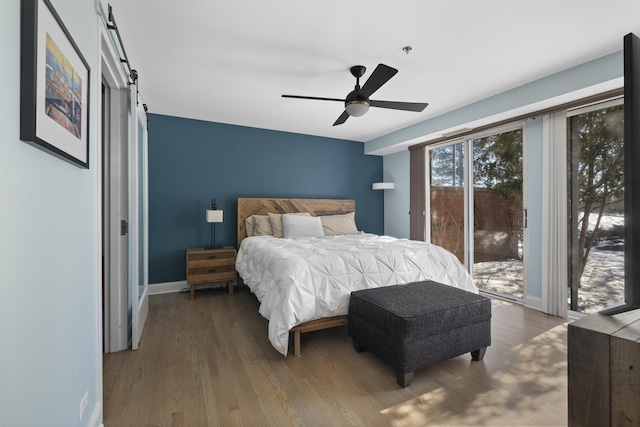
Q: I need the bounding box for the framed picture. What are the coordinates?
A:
[20,0,90,169]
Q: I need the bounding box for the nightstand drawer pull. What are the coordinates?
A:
[208,255,218,259]
[208,269,218,273]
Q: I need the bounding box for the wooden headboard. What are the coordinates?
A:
[237,198,355,247]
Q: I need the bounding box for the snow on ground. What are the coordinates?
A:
[584,212,623,232]
[473,260,524,299]
[474,249,623,314]
[575,249,624,313]
[473,213,624,314]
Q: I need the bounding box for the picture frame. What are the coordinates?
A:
[20,0,90,169]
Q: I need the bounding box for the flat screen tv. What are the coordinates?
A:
[600,32,640,315]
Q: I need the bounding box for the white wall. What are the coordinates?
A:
[373,53,623,308]
[0,0,102,426]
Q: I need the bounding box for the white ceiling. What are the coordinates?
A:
[107,0,640,143]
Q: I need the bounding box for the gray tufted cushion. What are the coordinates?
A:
[349,281,491,340]
[348,280,492,385]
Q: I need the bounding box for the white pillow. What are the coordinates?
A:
[268,212,310,238]
[320,212,358,235]
[282,214,325,239]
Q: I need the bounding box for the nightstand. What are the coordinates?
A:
[186,247,237,299]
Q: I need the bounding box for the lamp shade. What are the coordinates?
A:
[206,209,224,223]
[372,182,395,190]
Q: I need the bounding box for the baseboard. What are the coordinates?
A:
[524,295,542,311]
[88,401,102,427]
[148,281,188,295]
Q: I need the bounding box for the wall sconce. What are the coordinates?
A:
[372,182,395,190]
[205,198,223,249]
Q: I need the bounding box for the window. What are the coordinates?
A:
[567,99,624,314]
[430,142,465,262]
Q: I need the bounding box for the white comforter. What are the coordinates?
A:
[235,234,477,356]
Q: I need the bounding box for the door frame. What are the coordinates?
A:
[100,24,129,353]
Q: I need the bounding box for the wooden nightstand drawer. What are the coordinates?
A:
[188,251,235,266]
[187,266,235,283]
[186,247,237,299]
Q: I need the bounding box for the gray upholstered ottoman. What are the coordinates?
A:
[348,280,491,387]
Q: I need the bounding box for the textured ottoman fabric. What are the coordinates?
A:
[348,281,491,387]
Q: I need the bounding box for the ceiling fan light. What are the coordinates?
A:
[345,100,369,117]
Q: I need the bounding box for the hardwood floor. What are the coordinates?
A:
[103,287,568,426]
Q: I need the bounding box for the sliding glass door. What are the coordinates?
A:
[471,129,524,299]
[567,100,624,314]
[428,126,525,300]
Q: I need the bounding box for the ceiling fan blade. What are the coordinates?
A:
[369,100,429,112]
[358,64,398,98]
[333,111,350,126]
[282,94,344,102]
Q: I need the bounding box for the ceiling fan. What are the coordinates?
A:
[282,63,429,126]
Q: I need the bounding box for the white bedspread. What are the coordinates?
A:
[235,234,477,356]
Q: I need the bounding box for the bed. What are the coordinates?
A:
[235,197,477,357]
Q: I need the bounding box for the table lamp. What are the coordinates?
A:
[205,198,223,249]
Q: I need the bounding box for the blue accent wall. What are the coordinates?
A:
[148,114,383,283]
